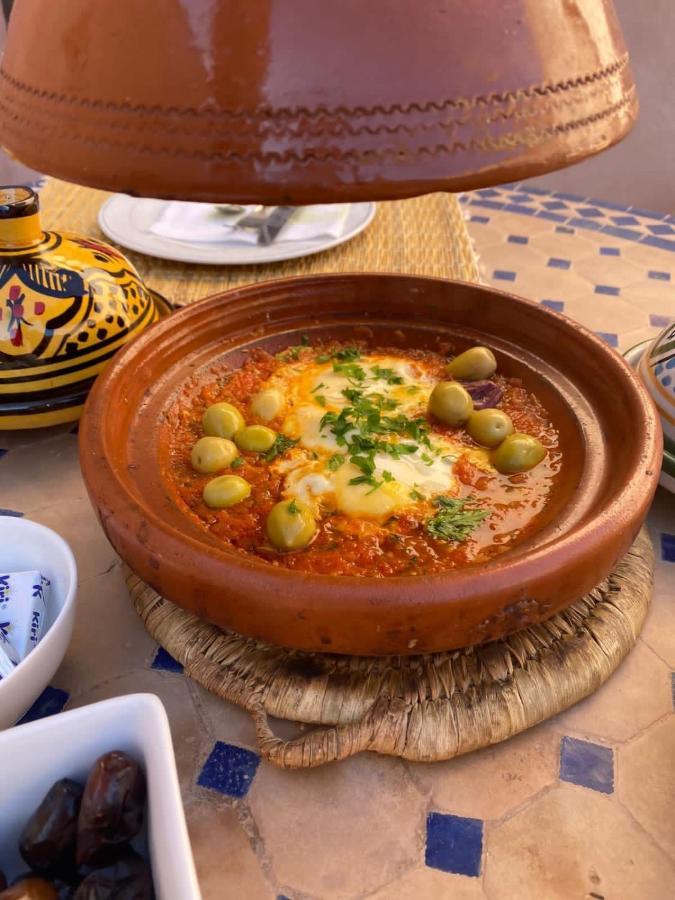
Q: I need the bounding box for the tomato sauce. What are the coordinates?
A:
[160,343,563,577]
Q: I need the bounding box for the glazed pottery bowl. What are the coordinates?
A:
[0,516,77,728]
[636,320,675,443]
[79,274,661,656]
[0,694,200,899]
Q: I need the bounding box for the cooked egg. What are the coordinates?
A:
[267,353,492,521]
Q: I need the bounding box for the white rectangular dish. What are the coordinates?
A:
[0,693,201,900]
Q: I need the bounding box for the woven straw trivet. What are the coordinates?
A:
[125,529,652,769]
[39,180,480,304]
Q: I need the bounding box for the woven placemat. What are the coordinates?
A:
[39,180,480,306]
[125,529,653,769]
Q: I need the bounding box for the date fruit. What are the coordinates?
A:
[19,780,83,873]
[76,753,146,866]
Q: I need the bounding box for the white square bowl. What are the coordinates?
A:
[0,515,78,728]
[0,693,201,900]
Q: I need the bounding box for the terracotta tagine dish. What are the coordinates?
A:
[78,274,661,656]
[0,0,637,204]
[0,186,160,429]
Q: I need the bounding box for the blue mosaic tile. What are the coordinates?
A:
[507,234,529,245]
[555,225,575,234]
[476,188,500,197]
[553,190,586,202]
[661,533,675,563]
[18,686,69,725]
[503,203,536,216]
[151,646,184,674]
[648,270,671,281]
[650,314,672,328]
[588,197,629,212]
[640,235,675,252]
[560,736,614,794]
[647,223,675,236]
[0,508,24,518]
[425,812,483,877]
[612,215,641,227]
[547,257,571,270]
[599,247,621,256]
[535,210,567,222]
[602,225,644,242]
[595,331,619,348]
[468,198,505,211]
[493,270,516,282]
[629,206,667,221]
[469,214,490,224]
[543,200,569,211]
[594,285,620,296]
[576,206,604,218]
[541,300,565,313]
[197,741,260,798]
[524,185,552,196]
[0,449,7,461]
[567,217,604,232]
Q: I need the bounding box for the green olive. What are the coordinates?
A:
[235,424,277,452]
[428,381,473,426]
[447,346,497,381]
[203,474,251,508]
[191,436,239,474]
[202,402,245,439]
[492,433,546,474]
[250,388,284,422]
[467,408,514,448]
[266,499,317,551]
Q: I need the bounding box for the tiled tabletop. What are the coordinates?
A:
[1,184,674,899]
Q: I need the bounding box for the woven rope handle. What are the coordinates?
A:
[249,696,408,768]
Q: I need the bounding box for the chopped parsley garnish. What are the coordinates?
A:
[370,366,404,385]
[263,434,299,461]
[333,361,366,384]
[333,346,361,361]
[315,394,327,407]
[310,382,326,394]
[230,456,244,469]
[425,496,489,543]
[315,345,361,364]
[287,499,300,514]
[409,488,425,501]
[327,454,346,471]
[276,335,311,362]
[310,348,436,492]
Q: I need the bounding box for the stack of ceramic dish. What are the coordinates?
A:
[625,321,675,493]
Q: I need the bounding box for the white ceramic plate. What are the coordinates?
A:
[0,693,201,899]
[98,196,376,265]
[0,516,77,729]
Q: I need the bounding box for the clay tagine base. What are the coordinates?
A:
[125,529,653,769]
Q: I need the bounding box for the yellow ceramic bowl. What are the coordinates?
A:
[0,185,160,429]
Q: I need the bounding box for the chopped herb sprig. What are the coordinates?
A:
[425,496,489,543]
[264,434,299,462]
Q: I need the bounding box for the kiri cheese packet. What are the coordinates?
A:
[0,570,50,661]
[0,642,16,679]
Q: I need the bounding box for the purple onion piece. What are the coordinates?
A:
[463,380,503,410]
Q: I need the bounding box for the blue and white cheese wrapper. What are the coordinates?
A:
[0,570,50,661]
[0,642,16,679]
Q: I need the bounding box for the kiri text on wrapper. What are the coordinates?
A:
[0,570,50,661]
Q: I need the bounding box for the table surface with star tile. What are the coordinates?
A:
[1,182,674,900]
